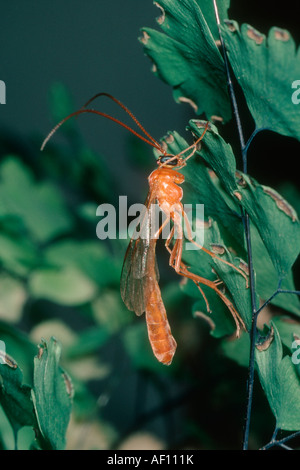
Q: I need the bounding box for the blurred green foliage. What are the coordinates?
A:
[0,83,205,450]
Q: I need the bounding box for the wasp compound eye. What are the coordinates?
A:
[158,155,178,166]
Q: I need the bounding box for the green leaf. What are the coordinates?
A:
[32,337,73,450]
[0,231,39,276]
[28,239,123,306]
[272,316,300,351]
[0,156,73,243]
[195,0,230,41]
[185,220,252,336]
[29,266,97,306]
[156,124,299,335]
[92,290,132,333]
[44,239,121,287]
[187,121,238,194]
[0,321,36,385]
[154,129,251,337]
[212,253,253,332]
[157,128,245,245]
[0,274,28,324]
[250,224,300,316]
[222,22,300,140]
[188,121,300,277]
[255,323,300,431]
[0,405,15,450]
[239,178,300,277]
[140,0,231,121]
[191,296,234,338]
[220,331,250,368]
[0,354,35,443]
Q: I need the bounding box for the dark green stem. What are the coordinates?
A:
[212,0,258,450]
[261,430,300,450]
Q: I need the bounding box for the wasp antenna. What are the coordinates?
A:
[40,110,79,151]
[80,92,165,153]
[41,108,164,152]
[177,121,210,159]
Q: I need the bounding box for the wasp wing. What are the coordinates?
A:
[120,190,159,316]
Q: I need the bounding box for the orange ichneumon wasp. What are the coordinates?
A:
[41,93,248,366]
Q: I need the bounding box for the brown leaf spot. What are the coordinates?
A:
[194,311,216,331]
[0,351,17,369]
[239,259,249,276]
[228,246,237,256]
[224,20,237,32]
[140,31,150,45]
[195,142,203,152]
[210,243,226,255]
[263,186,298,222]
[63,372,74,398]
[293,333,300,343]
[235,170,247,187]
[256,325,274,351]
[154,2,165,25]
[165,134,174,144]
[274,28,290,41]
[234,191,242,201]
[208,168,217,180]
[192,119,212,132]
[178,96,198,113]
[160,140,168,152]
[36,346,44,360]
[210,115,224,123]
[246,26,264,45]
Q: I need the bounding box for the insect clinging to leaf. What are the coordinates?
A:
[41,93,248,365]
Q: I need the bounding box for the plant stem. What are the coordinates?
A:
[254,284,300,319]
[212,0,258,450]
[242,214,258,450]
[260,430,300,450]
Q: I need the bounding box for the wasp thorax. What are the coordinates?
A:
[158,154,178,166]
